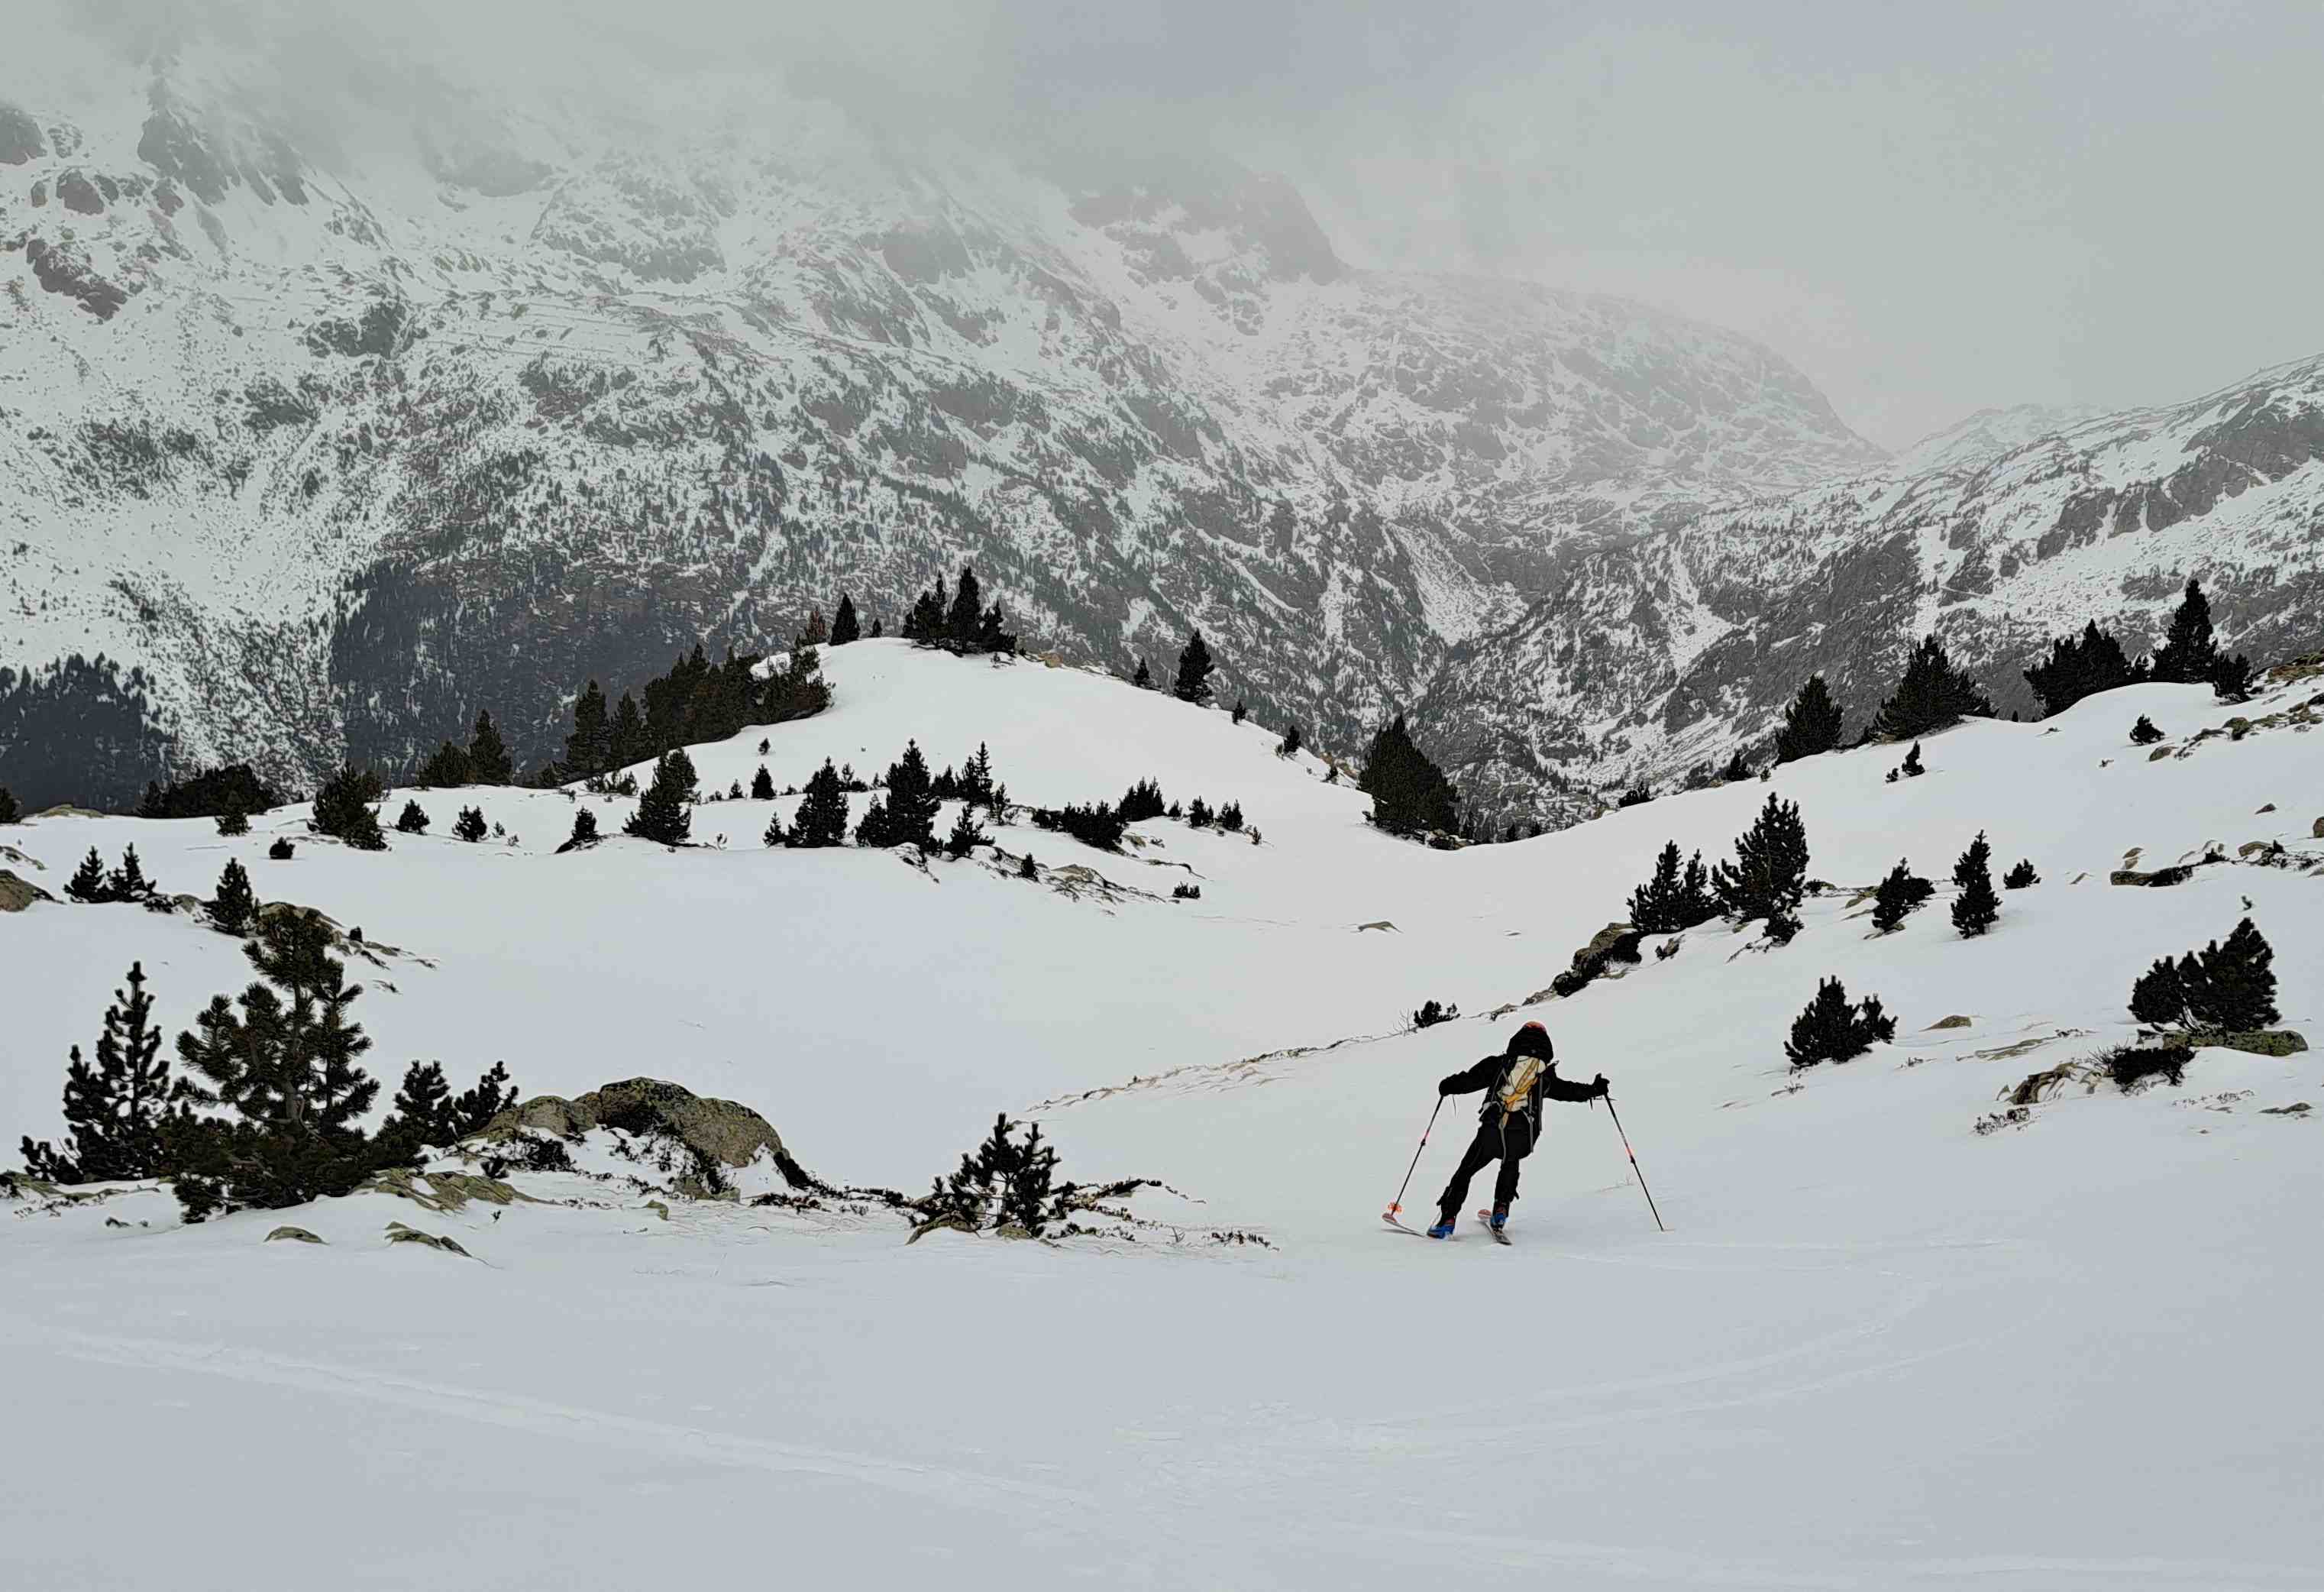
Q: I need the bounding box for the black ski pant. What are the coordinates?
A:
[1437,1112,1537,1222]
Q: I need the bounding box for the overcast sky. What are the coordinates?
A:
[66,0,2324,451]
[905,0,2322,451]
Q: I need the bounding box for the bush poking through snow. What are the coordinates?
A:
[1120,778,1167,822]
[0,785,20,824]
[1785,977,1897,1068]
[625,752,696,846]
[945,805,987,859]
[1172,882,1202,901]
[914,1115,1075,1240]
[1030,801,1128,853]
[1870,859,1935,933]
[267,837,294,860]
[312,768,388,850]
[2126,917,2280,1034]
[564,808,600,849]
[1629,841,1718,934]
[395,801,429,834]
[453,806,487,843]
[1712,794,1808,939]
[2004,859,2039,889]
[2100,1040,2193,1094]
[1412,999,1458,1030]
[1951,832,1999,937]
[1774,673,1845,763]
[18,961,175,1184]
[2129,714,2164,746]
[215,805,250,836]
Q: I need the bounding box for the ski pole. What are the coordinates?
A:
[1602,1094,1666,1232]
[1383,1095,1446,1223]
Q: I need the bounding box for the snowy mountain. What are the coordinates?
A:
[6,639,2322,1587]
[1426,355,2324,824]
[0,6,1880,810]
[1887,400,2110,477]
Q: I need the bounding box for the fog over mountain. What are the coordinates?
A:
[3,0,2319,819]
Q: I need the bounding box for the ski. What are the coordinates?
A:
[1382,1212,1455,1239]
[1475,1209,1511,1245]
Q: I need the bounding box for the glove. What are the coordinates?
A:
[1437,1075,1463,1096]
[1592,1074,1610,1097]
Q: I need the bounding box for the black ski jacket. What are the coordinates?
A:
[1438,1053,1602,1132]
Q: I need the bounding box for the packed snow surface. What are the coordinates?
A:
[5,641,2322,1589]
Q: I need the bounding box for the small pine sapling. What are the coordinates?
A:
[67,847,110,903]
[215,804,251,836]
[211,858,257,934]
[1900,742,1925,778]
[106,845,156,901]
[1869,859,1934,934]
[568,808,600,848]
[1412,999,1458,1030]
[1278,722,1302,758]
[396,800,430,834]
[268,837,294,860]
[2129,715,2164,746]
[760,808,784,848]
[751,765,775,801]
[1784,976,1896,1068]
[0,785,18,824]
[2003,859,2038,889]
[454,806,488,843]
[944,804,987,859]
[1950,831,1999,937]
[1018,853,1038,880]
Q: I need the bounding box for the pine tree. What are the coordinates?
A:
[418,741,472,788]
[1869,859,1933,934]
[453,806,487,843]
[1186,797,1214,827]
[2190,917,2278,1031]
[0,785,18,824]
[609,691,647,768]
[1678,850,1716,926]
[790,759,851,848]
[312,768,387,850]
[1712,794,1809,937]
[1219,801,1244,832]
[106,844,156,901]
[943,566,984,649]
[870,742,939,849]
[1278,722,1303,758]
[1232,701,1247,726]
[797,607,830,648]
[1617,785,1653,808]
[1899,743,1925,778]
[1133,657,1153,689]
[757,807,784,847]
[1359,714,1460,837]
[945,804,987,858]
[564,681,611,777]
[1172,629,1216,705]
[395,800,429,834]
[625,752,697,846]
[170,912,381,1217]
[871,617,884,639]
[1018,853,1038,879]
[1784,976,1896,1068]
[18,963,176,1183]
[2210,652,2255,702]
[904,573,949,642]
[2128,956,2187,1026]
[1628,841,1689,934]
[2024,621,2141,717]
[962,743,998,808]
[1720,749,1753,783]
[2149,579,2220,684]
[1874,635,1994,740]
[68,846,109,903]
[215,804,250,836]
[377,1061,453,1163]
[1120,778,1167,822]
[2129,714,2164,746]
[1950,831,1999,937]
[211,858,257,934]
[1773,675,1845,763]
[830,594,861,646]
[751,765,775,801]
[2003,859,2038,889]
[467,710,513,785]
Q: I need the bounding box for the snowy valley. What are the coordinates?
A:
[5,639,2322,1589]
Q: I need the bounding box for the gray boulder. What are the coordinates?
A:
[483,1077,814,1192]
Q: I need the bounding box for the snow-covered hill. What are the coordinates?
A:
[0,3,1879,811]
[6,642,2322,1587]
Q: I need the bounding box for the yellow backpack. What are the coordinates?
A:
[1495,1056,1543,1121]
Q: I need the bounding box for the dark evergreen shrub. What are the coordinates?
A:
[944,805,987,859]
[1617,785,1653,807]
[1899,742,1924,778]
[395,800,430,834]
[916,1115,1075,1238]
[1773,674,1846,763]
[1120,778,1167,822]
[1172,882,1203,901]
[267,838,294,860]
[66,846,109,902]
[1360,714,1459,836]
[858,743,938,849]
[750,765,774,801]
[2148,579,2221,684]
[1784,976,1896,1067]
[1232,701,1246,725]
[312,768,388,850]
[790,759,851,847]
[567,808,600,849]
[1132,658,1153,689]
[2102,1040,2192,1092]
[1712,794,1808,933]
[624,752,696,846]
[1951,832,1999,937]
[1018,853,1039,880]
[0,785,19,824]
[453,806,488,843]
[1278,722,1302,758]
[2025,621,2142,716]
[1874,634,1993,739]
[1720,749,1752,783]
[1412,999,1458,1030]
[106,845,157,901]
[830,594,861,646]
[1218,801,1245,832]
[1172,629,1216,705]
[18,962,175,1183]
[1870,859,1934,933]
[417,741,473,788]
[215,805,251,836]
[2129,714,2164,746]
[2134,919,2280,1032]
[1630,841,1717,934]
[211,859,257,934]
[137,764,281,820]
[2003,859,2038,889]
[1186,797,1214,827]
[1030,802,1127,852]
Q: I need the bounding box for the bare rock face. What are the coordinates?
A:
[483,1078,813,1190]
[264,1225,325,1244]
[0,870,54,912]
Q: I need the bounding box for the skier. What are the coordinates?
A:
[1428,1021,1606,1238]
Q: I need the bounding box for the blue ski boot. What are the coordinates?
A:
[1489,1206,1509,1235]
[1426,1216,1456,1240]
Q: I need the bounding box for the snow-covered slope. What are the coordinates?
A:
[0,3,1879,811]
[6,642,2322,1587]
[1427,355,2324,824]
[1889,400,2111,476]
